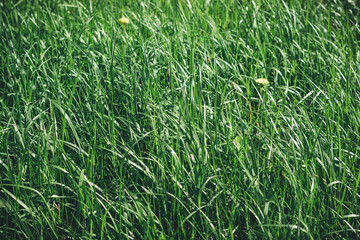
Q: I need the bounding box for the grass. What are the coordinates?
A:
[1,0,360,239]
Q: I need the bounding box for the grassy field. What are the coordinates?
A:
[1,0,360,239]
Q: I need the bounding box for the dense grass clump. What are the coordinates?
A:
[1,0,360,239]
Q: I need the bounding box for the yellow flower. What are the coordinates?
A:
[255,78,269,86]
[118,17,129,24]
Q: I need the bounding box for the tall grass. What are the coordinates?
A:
[1,0,359,239]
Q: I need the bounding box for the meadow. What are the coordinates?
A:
[1,0,360,239]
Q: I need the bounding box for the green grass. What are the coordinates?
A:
[1,0,360,239]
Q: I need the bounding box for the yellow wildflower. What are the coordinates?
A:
[118,17,129,24]
[255,78,269,86]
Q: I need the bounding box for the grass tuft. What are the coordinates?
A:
[1,0,360,239]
